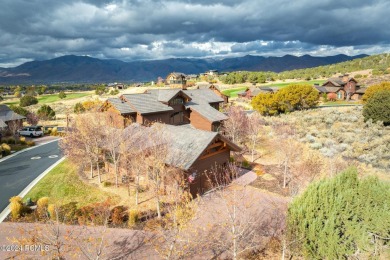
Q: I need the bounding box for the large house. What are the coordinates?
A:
[110,123,241,196]
[195,83,229,104]
[102,88,228,132]
[237,86,278,99]
[0,105,25,131]
[314,74,367,100]
[166,72,187,88]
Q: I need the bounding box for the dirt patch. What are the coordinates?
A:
[250,164,291,197]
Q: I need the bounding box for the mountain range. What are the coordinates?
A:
[0,54,368,84]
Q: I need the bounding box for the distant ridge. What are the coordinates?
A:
[0,54,367,84]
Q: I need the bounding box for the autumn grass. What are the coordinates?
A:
[25,159,120,207]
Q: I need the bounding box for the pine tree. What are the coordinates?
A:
[287,168,390,259]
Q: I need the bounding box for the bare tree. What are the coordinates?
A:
[273,124,302,188]
[60,113,100,179]
[103,126,124,187]
[247,112,264,162]
[203,164,285,260]
[224,106,249,144]
[152,182,201,260]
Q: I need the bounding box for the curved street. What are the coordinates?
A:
[0,139,63,215]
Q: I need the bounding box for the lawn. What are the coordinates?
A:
[319,100,363,107]
[25,159,120,207]
[2,92,91,106]
[259,79,326,88]
[222,87,247,97]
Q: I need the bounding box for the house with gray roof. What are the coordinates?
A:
[237,86,278,99]
[0,105,26,131]
[102,88,227,131]
[112,123,241,196]
[315,74,367,100]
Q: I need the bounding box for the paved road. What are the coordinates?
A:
[0,140,63,212]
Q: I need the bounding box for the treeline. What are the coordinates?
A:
[220,53,390,84]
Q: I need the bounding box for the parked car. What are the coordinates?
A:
[17,126,43,137]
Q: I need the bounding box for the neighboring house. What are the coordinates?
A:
[196,83,229,104]
[237,86,278,99]
[107,83,125,90]
[203,70,219,76]
[315,74,367,100]
[166,72,187,88]
[102,88,228,132]
[110,123,241,196]
[0,105,26,131]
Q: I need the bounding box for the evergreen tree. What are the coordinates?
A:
[363,90,390,126]
[37,104,56,120]
[19,95,38,107]
[287,168,390,259]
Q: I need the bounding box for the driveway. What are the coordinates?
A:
[0,139,63,214]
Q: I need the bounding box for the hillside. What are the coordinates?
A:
[221,53,390,84]
[0,54,366,84]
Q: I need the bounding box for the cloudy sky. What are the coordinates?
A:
[1,0,389,67]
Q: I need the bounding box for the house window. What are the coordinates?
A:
[171,97,184,105]
[337,92,342,99]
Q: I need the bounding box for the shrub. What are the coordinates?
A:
[50,127,58,136]
[59,202,79,224]
[327,92,337,101]
[241,160,251,169]
[287,168,390,259]
[111,206,127,225]
[19,136,26,145]
[58,91,66,99]
[37,104,56,120]
[9,196,24,220]
[363,90,390,126]
[19,95,38,107]
[26,141,35,147]
[1,143,11,155]
[37,197,49,217]
[74,102,85,114]
[362,82,390,102]
[5,138,16,144]
[47,204,57,220]
[102,181,112,187]
[37,197,49,209]
[9,105,29,116]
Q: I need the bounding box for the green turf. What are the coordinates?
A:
[259,79,326,88]
[25,159,120,207]
[222,87,247,97]
[1,92,91,106]
[37,92,91,104]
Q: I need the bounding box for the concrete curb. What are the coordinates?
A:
[0,156,66,223]
[0,138,60,163]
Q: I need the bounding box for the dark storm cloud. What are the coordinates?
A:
[0,0,389,66]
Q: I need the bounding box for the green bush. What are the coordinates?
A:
[58,91,67,99]
[5,138,16,144]
[37,104,56,120]
[74,102,85,114]
[287,168,390,259]
[363,90,390,126]
[9,105,29,117]
[19,95,38,107]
